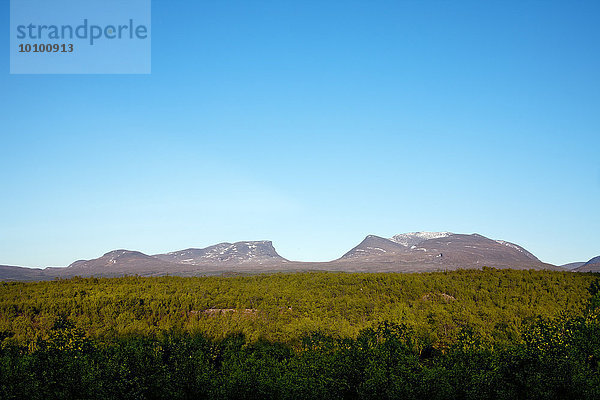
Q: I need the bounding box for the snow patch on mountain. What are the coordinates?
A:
[390,232,453,247]
[494,240,539,261]
[495,240,522,252]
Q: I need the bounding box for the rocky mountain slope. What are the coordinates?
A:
[0,265,48,281]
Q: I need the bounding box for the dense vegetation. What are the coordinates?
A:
[1,269,599,398]
[0,269,593,346]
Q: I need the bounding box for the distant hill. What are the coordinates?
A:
[573,256,600,273]
[0,265,47,281]
[0,232,570,280]
[561,262,586,270]
[59,250,187,278]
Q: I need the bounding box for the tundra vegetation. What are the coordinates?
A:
[1,268,599,399]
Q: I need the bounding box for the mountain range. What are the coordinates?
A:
[0,232,595,280]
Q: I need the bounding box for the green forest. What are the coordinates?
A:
[1,269,599,399]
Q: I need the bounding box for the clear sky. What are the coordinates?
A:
[1,0,599,268]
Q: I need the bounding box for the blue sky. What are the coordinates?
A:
[1,0,599,267]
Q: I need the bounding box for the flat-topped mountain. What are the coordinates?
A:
[154,241,287,265]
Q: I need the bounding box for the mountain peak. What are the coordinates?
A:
[341,235,408,259]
